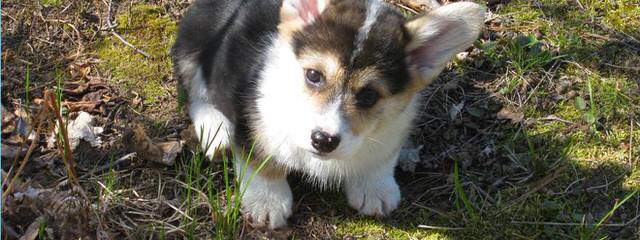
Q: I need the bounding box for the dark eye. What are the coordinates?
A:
[356,88,380,109]
[305,69,325,87]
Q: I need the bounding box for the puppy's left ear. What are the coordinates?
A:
[405,2,484,87]
[279,0,328,37]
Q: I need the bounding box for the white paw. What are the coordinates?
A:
[240,175,293,229]
[345,174,401,217]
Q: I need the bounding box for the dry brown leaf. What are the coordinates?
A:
[158,141,184,166]
[63,100,103,113]
[497,107,524,123]
[18,216,46,240]
[69,62,91,80]
[124,125,182,166]
[1,143,29,159]
[394,0,442,12]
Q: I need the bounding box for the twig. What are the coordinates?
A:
[537,115,574,125]
[417,225,464,230]
[110,32,153,59]
[511,214,640,227]
[394,0,441,12]
[80,152,136,178]
[105,0,152,59]
[508,164,568,207]
[601,62,640,71]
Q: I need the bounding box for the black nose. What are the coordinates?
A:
[311,130,341,153]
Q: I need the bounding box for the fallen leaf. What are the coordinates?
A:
[1,143,29,159]
[6,184,92,239]
[49,111,103,150]
[18,216,46,240]
[158,141,184,166]
[81,88,110,102]
[63,79,109,96]
[63,100,104,114]
[449,101,465,120]
[124,125,183,166]
[497,107,524,123]
[583,112,597,124]
[131,91,143,107]
[465,106,486,118]
[69,62,91,80]
[397,142,423,173]
[575,96,587,110]
[2,104,17,134]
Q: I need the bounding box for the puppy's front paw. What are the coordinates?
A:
[345,175,401,216]
[241,176,293,229]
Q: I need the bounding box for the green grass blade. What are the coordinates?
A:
[453,158,478,221]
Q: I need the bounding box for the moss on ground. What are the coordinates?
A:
[94,4,176,105]
[336,218,451,239]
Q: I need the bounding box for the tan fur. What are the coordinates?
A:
[250,160,288,179]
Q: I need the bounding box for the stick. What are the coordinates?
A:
[45,90,78,184]
[511,214,640,227]
[418,225,464,230]
[80,152,136,179]
[508,164,568,207]
[105,0,152,59]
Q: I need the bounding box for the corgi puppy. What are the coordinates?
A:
[172,0,484,229]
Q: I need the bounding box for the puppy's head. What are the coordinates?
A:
[259,0,484,158]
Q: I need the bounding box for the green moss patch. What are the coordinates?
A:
[94,4,176,105]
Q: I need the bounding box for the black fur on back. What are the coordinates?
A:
[171,0,282,145]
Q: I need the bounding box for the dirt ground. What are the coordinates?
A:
[2,0,639,239]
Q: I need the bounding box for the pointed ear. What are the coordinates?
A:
[279,0,327,36]
[405,2,484,86]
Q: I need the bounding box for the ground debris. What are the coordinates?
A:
[1,105,37,160]
[18,216,50,240]
[398,141,424,173]
[4,183,94,239]
[496,107,524,123]
[123,124,183,166]
[47,111,103,151]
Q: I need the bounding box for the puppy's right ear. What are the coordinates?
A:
[405,2,484,88]
[279,0,328,36]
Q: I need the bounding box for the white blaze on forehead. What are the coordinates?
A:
[350,0,383,65]
[317,100,348,135]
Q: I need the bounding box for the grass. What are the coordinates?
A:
[453,158,478,222]
[37,218,47,240]
[581,189,639,239]
[24,65,31,109]
[177,125,272,239]
[40,0,63,7]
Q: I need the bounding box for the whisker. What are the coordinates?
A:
[367,136,385,145]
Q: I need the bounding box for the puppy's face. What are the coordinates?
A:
[257,0,484,159]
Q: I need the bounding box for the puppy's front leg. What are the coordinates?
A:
[344,157,401,217]
[236,159,292,229]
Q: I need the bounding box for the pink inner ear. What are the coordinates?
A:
[407,25,458,72]
[409,35,448,71]
[297,0,320,23]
